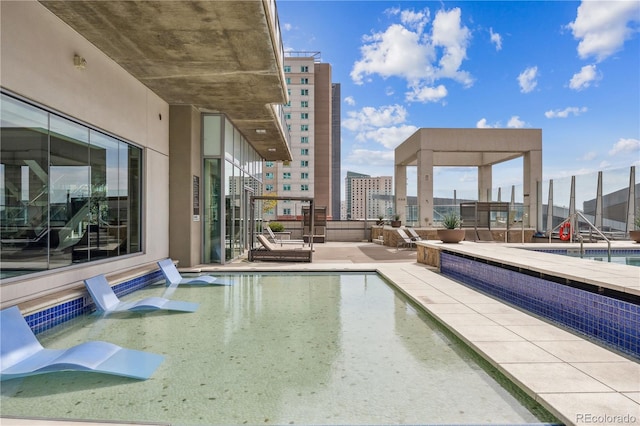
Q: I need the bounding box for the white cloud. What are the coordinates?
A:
[363,125,419,149]
[489,27,502,51]
[342,105,417,149]
[346,148,395,166]
[405,84,448,103]
[344,96,356,106]
[351,7,472,103]
[545,106,588,118]
[507,116,526,128]
[476,118,498,128]
[567,0,640,62]
[283,23,293,31]
[569,64,600,90]
[517,66,538,93]
[579,151,597,161]
[608,138,640,156]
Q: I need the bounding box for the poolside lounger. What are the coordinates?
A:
[249,234,312,262]
[84,274,198,313]
[157,258,231,286]
[266,225,307,246]
[0,306,164,381]
[405,228,423,241]
[396,229,416,250]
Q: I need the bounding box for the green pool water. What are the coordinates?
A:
[1,272,555,424]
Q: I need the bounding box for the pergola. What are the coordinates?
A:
[394,128,542,229]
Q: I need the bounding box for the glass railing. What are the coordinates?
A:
[403,166,638,236]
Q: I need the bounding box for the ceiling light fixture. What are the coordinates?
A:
[256,129,266,134]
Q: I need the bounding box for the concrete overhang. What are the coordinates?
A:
[40,0,292,161]
[396,128,542,167]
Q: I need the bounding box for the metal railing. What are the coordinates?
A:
[550,211,611,261]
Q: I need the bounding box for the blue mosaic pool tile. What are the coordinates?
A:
[24,270,164,335]
[440,252,640,360]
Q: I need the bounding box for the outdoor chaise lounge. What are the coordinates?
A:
[84,274,198,313]
[405,228,423,241]
[396,229,416,250]
[157,258,231,286]
[266,225,307,246]
[249,234,312,262]
[0,306,164,381]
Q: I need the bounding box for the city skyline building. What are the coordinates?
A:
[263,52,339,220]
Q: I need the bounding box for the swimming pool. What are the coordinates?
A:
[1,272,556,424]
[529,248,640,267]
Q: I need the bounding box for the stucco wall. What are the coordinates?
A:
[0,1,171,307]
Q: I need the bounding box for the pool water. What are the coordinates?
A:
[540,249,640,267]
[1,272,555,424]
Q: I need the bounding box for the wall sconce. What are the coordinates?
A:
[73,54,87,70]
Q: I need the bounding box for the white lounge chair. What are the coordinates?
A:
[84,274,198,313]
[157,258,231,286]
[406,228,423,241]
[266,225,306,246]
[249,234,312,262]
[396,229,416,250]
[0,306,164,381]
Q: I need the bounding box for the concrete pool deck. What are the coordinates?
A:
[3,241,639,426]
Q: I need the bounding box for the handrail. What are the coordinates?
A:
[550,211,611,261]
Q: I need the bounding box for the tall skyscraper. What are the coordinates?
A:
[263,52,339,220]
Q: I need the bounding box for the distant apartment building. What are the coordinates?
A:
[263,52,339,220]
[347,173,394,220]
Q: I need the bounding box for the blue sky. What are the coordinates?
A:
[277,0,640,197]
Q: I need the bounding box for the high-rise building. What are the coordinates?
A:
[263,52,339,220]
[331,83,341,221]
[348,174,394,220]
[345,171,370,220]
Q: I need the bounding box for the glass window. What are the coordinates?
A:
[203,115,221,156]
[265,161,274,168]
[300,89,309,96]
[301,113,308,119]
[301,149,309,156]
[0,93,142,278]
[285,77,291,84]
[301,160,309,167]
[301,136,309,144]
[265,172,274,179]
[301,125,308,131]
[283,172,291,179]
[301,184,309,191]
[285,113,291,120]
[301,66,309,72]
[284,65,291,73]
[265,184,273,191]
[301,172,309,179]
[301,78,308,84]
[301,101,309,108]
[283,208,291,215]
[283,184,291,191]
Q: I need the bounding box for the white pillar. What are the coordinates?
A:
[524,150,542,229]
[417,149,434,227]
[478,165,492,202]
[394,163,407,222]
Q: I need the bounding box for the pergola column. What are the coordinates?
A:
[524,149,542,230]
[418,149,434,226]
[478,165,492,202]
[394,163,407,221]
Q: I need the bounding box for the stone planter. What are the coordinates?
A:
[390,220,401,228]
[630,230,640,243]
[437,228,465,243]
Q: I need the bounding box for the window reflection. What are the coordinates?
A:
[0,93,142,279]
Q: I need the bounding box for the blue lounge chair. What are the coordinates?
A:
[157,258,231,286]
[0,306,164,381]
[84,274,198,313]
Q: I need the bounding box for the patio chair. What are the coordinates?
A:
[405,228,423,241]
[249,234,312,262]
[0,306,164,381]
[266,225,306,246]
[84,274,198,313]
[157,258,232,286]
[396,229,416,250]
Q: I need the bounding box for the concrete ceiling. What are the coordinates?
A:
[40,0,292,161]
